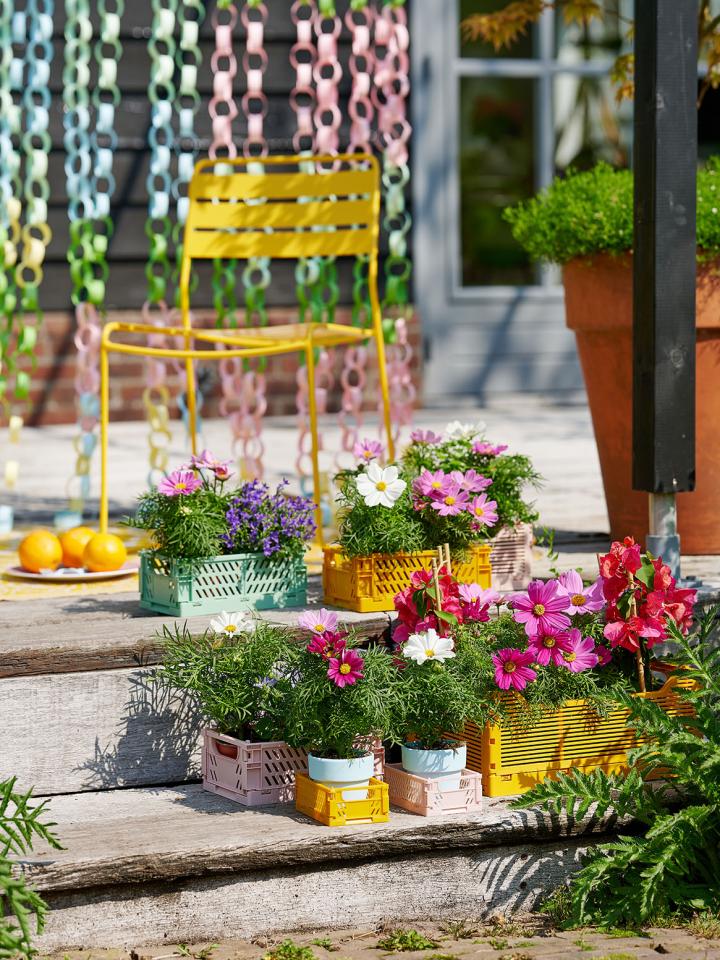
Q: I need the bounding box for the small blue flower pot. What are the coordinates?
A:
[308,752,374,801]
[401,742,467,792]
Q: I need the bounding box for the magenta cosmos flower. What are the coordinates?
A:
[430,483,469,516]
[527,629,571,667]
[509,580,571,637]
[473,441,508,457]
[157,469,202,497]
[298,608,339,635]
[467,494,498,527]
[413,468,450,497]
[492,648,537,692]
[557,570,605,615]
[561,629,599,672]
[352,438,384,463]
[410,429,442,445]
[189,449,233,479]
[450,469,492,493]
[307,631,347,660]
[327,648,364,688]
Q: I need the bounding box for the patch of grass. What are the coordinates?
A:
[594,953,635,960]
[512,943,535,949]
[487,938,509,951]
[572,940,593,952]
[439,921,479,941]
[602,928,645,939]
[539,887,572,928]
[263,942,318,960]
[311,940,339,953]
[376,931,438,953]
[498,953,533,960]
[424,954,457,960]
[177,946,218,960]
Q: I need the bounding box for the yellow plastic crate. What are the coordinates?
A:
[295,773,390,826]
[451,675,697,797]
[322,543,492,613]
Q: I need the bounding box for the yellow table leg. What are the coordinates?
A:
[305,343,325,548]
[100,343,110,534]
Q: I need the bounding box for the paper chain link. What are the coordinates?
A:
[0,0,20,407]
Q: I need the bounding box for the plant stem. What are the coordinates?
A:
[627,571,646,693]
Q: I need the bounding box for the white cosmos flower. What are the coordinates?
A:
[403,629,456,665]
[209,611,251,638]
[445,420,486,440]
[355,462,407,507]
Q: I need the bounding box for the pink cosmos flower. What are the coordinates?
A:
[561,629,599,673]
[527,629,572,666]
[450,469,492,493]
[353,438,384,463]
[327,648,364,688]
[307,631,347,660]
[458,583,500,606]
[473,441,508,457]
[467,494,499,528]
[189,449,233,480]
[508,580,571,637]
[157,469,203,497]
[430,483,469,516]
[557,570,606,615]
[492,648,537,692]
[410,429,442,445]
[413,469,450,497]
[298,608,339,635]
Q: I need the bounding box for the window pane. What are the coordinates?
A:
[460,0,533,60]
[459,76,535,286]
[554,74,631,173]
[555,0,631,62]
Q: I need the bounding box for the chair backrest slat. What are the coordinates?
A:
[183,154,380,264]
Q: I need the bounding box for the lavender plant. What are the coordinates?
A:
[222,480,316,561]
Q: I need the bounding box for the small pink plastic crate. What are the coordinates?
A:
[384,763,483,817]
[202,729,386,807]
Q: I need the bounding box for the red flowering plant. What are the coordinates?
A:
[393,566,500,646]
[599,537,697,691]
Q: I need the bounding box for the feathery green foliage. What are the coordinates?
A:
[0,778,62,958]
[281,639,400,759]
[504,159,720,265]
[335,468,427,557]
[511,605,720,927]
[126,485,231,560]
[156,620,301,741]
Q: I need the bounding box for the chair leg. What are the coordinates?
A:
[185,356,198,456]
[305,344,324,548]
[100,344,110,534]
[373,319,395,462]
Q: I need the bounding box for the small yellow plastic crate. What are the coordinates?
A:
[452,675,697,798]
[295,773,390,826]
[322,543,492,613]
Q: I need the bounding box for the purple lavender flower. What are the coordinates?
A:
[223,479,316,560]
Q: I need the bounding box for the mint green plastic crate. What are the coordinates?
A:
[139,550,308,617]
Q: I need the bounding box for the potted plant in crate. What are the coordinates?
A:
[158,615,310,805]
[452,539,699,797]
[127,451,316,616]
[322,438,496,612]
[284,613,399,826]
[503,160,720,553]
[402,422,540,590]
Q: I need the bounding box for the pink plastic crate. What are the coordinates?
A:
[202,729,385,807]
[384,763,483,817]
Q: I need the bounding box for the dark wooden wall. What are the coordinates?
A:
[44,0,408,313]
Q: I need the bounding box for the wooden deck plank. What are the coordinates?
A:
[26,783,616,895]
[0,583,391,678]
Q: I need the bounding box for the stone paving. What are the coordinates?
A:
[40,919,720,960]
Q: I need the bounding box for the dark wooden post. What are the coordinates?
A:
[633,0,698,575]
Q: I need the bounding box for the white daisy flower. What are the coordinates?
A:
[209,611,251,638]
[355,462,407,508]
[445,420,487,440]
[403,629,456,665]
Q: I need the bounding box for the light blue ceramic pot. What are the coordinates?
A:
[401,742,466,792]
[308,752,374,801]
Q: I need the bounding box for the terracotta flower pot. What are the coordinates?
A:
[563,253,720,554]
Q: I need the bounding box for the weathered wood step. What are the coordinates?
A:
[25,784,618,951]
[0,588,391,795]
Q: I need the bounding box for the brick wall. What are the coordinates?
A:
[25,307,423,427]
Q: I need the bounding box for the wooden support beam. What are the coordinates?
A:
[633,0,698,497]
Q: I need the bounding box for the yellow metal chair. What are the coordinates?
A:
[99,153,395,543]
